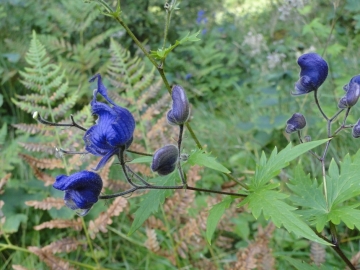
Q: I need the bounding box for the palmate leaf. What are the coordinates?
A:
[251,139,329,190]
[239,190,329,245]
[128,173,176,235]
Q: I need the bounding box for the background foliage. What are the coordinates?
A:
[2,0,360,269]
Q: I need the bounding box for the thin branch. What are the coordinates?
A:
[33,112,87,132]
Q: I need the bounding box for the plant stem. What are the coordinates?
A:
[314,90,328,120]
[34,113,87,132]
[81,218,100,267]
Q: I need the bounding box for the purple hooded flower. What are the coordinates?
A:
[353,119,360,138]
[338,75,360,109]
[83,74,135,170]
[292,53,328,95]
[151,144,179,176]
[53,170,103,216]
[285,113,306,134]
[167,85,190,126]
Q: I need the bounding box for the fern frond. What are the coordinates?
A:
[15,31,77,120]
[18,142,55,154]
[28,246,75,270]
[19,153,64,170]
[34,218,82,231]
[145,228,160,253]
[42,237,80,254]
[88,197,128,239]
[26,197,64,210]
[12,123,46,134]
[310,241,326,266]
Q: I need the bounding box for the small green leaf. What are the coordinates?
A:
[128,173,176,235]
[128,156,153,164]
[206,196,233,244]
[150,31,201,60]
[187,149,230,173]
[3,214,27,233]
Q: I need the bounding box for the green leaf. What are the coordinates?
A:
[128,173,176,235]
[2,214,28,233]
[150,31,201,60]
[0,123,7,145]
[187,149,230,173]
[251,139,329,189]
[329,205,360,230]
[282,257,320,270]
[288,165,328,231]
[128,156,153,164]
[239,189,330,245]
[206,196,233,244]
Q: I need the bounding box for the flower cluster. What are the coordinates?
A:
[53,74,136,216]
[287,52,360,141]
[52,76,192,216]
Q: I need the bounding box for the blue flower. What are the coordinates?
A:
[151,144,179,176]
[285,113,306,134]
[338,75,360,109]
[53,171,103,216]
[353,119,360,138]
[83,74,135,170]
[292,53,328,95]
[167,85,190,125]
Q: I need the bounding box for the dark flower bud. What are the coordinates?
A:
[285,113,306,134]
[304,135,312,142]
[292,53,328,95]
[151,144,179,176]
[338,75,360,109]
[352,119,360,138]
[167,85,190,125]
[53,170,103,216]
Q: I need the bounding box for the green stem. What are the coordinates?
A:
[81,218,99,267]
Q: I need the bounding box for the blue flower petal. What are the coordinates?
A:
[292,53,328,95]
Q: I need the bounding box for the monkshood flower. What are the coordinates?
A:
[151,144,179,176]
[292,53,328,95]
[167,85,190,125]
[285,113,306,134]
[352,119,360,138]
[338,75,360,109]
[53,171,103,216]
[83,74,135,170]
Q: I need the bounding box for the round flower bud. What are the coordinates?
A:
[151,144,179,176]
[285,113,306,134]
[352,119,360,138]
[304,135,312,142]
[338,75,360,109]
[292,53,328,96]
[167,85,190,125]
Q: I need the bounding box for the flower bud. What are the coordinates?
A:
[285,113,306,134]
[338,75,360,108]
[352,119,360,138]
[151,144,179,176]
[292,53,328,95]
[167,85,190,125]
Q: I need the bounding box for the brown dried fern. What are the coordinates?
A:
[18,142,56,155]
[26,197,64,210]
[0,173,11,194]
[145,228,160,253]
[42,237,80,254]
[34,218,82,231]
[310,241,326,266]
[19,153,64,170]
[88,196,128,239]
[30,165,54,186]
[28,246,75,270]
[229,222,276,270]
